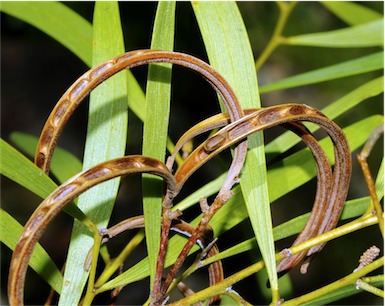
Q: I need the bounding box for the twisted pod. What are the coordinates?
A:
[9,50,352,305]
[11,50,249,305]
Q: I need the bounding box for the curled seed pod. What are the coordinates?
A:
[8,156,176,306]
[171,104,351,274]
[30,50,251,306]
[34,50,247,177]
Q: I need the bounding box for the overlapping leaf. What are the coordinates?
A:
[192,1,278,295]
[260,52,383,93]
[60,3,128,305]
[285,19,383,48]
[142,1,176,288]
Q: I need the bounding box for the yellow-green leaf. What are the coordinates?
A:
[321,2,383,26]
[260,52,383,93]
[285,19,383,48]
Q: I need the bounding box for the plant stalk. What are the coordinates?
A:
[169,214,378,305]
[82,232,103,306]
[255,1,296,71]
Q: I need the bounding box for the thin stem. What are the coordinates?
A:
[271,288,281,305]
[283,257,383,306]
[169,214,378,305]
[94,230,145,288]
[255,2,297,71]
[288,215,377,259]
[168,260,266,306]
[160,199,215,297]
[167,242,213,295]
[82,232,103,306]
[356,279,384,298]
[99,244,111,266]
[151,208,176,304]
[168,257,201,295]
[357,125,384,236]
[362,275,384,283]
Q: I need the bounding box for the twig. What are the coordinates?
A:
[255,2,297,71]
[168,214,379,305]
[357,125,384,236]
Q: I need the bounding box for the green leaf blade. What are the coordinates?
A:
[0,209,63,294]
[192,0,279,295]
[0,138,56,198]
[321,2,383,26]
[142,0,176,289]
[60,3,128,305]
[285,19,384,48]
[260,52,384,93]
